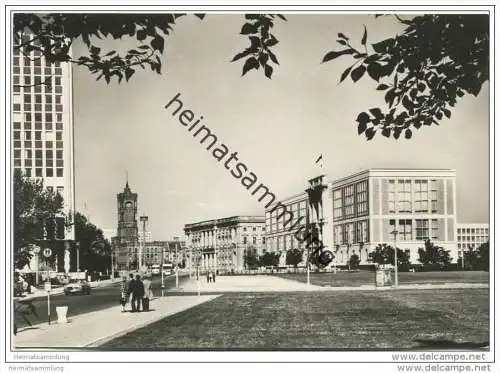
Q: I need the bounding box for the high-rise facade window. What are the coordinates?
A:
[343,185,355,218]
[430,179,438,212]
[355,220,368,243]
[414,180,429,213]
[416,219,429,240]
[355,181,368,215]
[431,219,438,240]
[388,180,396,213]
[398,219,412,241]
[397,180,411,213]
[333,189,342,219]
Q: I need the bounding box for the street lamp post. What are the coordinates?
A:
[391,229,399,287]
[139,216,148,272]
[76,242,80,273]
[175,242,179,289]
[161,246,165,289]
[214,225,218,275]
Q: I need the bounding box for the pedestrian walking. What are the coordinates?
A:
[119,277,128,312]
[131,274,145,312]
[206,272,210,283]
[142,275,153,312]
[128,273,137,312]
[213,271,216,283]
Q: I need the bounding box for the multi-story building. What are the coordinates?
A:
[264,169,458,267]
[12,47,75,271]
[457,223,489,253]
[332,169,457,265]
[142,239,186,267]
[184,216,265,273]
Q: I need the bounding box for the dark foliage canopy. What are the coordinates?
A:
[13,13,488,139]
[13,169,66,269]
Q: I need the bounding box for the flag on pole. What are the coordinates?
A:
[315,154,324,168]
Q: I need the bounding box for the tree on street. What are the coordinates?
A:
[74,212,112,273]
[13,169,66,269]
[286,248,304,269]
[369,243,411,269]
[418,239,452,268]
[259,251,280,268]
[348,253,360,270]
[243,246,260,269]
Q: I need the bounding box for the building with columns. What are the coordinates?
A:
[264,169,458,267]
[184,216,265,273]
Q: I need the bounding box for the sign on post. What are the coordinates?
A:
[44,281,51,292]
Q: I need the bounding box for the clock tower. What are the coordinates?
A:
[113,181,139,270]
[117,181,138,240]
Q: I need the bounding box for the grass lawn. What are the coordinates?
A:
[274,270,489,287]
[100,288,489,350]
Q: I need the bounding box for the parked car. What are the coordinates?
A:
[64,279,91,295]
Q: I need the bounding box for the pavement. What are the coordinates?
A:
[176,275,489,293]
[14,294,220,349]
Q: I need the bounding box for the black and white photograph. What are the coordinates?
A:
[1,1,497,372]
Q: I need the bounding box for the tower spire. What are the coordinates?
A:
[126,170,129,189]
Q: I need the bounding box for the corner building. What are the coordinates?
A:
[264,169,458,267]
[332,169,457,265]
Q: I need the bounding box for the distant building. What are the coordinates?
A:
[184,216,265,273]
[111,182,185,271]
[456,223,489,258]
[138,230,152,242]
[264,169,458,267]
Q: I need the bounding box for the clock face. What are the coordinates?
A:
[125,201,133,208]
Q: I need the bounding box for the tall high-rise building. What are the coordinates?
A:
[12,47,75,241]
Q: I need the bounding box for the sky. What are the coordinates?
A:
[72,14,490,241]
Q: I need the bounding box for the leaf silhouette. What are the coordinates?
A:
[361,25,367,45]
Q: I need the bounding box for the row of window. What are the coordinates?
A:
[333,181,369,220]
[390,219,439,241]
[14,167,64,177]
[13,103,63,112]
[388,179,438,213]
[13,56,61,68]
[13,140,63,149]
[21,112,63,122]
[14,149,64,159]
[458,236,489,242]
[14,158,64,168]
[13,121,64,131]
[333,220,369,245]
[265,200,308,233]
[267,234,305,251]
[14,93,63,104]
[13,134,63,144]
[457,228,489,234]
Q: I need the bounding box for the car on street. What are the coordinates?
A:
[64,279,91,295]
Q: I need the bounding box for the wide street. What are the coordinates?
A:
[15,274,188,328]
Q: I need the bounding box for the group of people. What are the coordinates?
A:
[120,273,153,313]
[206,270,216,283]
